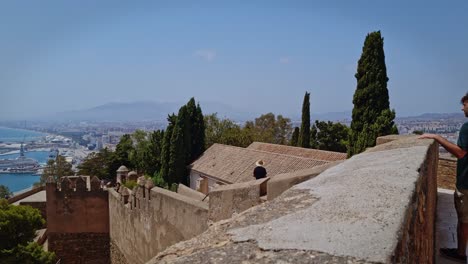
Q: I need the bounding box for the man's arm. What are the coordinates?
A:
[419,134,467,159]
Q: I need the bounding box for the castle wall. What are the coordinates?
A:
[109,184,209,264]
[148,135,439,263]
[46,176,109,264]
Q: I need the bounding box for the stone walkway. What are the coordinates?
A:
[437,188,462,264]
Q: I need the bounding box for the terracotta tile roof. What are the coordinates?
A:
[247,142,347,162]
[190,143,329,184]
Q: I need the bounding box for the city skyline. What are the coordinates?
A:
[0,1,467,120]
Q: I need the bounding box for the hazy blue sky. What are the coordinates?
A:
[0,1,466,120]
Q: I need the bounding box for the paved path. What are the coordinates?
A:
[437,188,462,264]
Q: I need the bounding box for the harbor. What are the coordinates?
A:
[0,127,92,192]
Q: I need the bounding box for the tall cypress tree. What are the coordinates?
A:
[348,31,398,157]
[298,92,311,148]
[168,106,188,186]
[193,103,206,160]
[160,114,177,184]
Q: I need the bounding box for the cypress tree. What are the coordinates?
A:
[168,106,188,186]
[290,127,299,146]
[185,98,196,163]
[193,103,206,160]
[298,92,311,148]
[348,31,398,157]
[160,114,177,184]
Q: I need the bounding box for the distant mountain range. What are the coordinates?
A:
[39,101,462,123]
[45,101,258,122]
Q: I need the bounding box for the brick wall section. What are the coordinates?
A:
[109,181,209,264]
[46,176,110,264]
[438,158,456,190]
[48,233,110,264]
[392,140,438,263]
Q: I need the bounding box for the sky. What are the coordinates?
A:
[0,1,467,120]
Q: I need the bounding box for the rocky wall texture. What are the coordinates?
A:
[438,158,456,190]
[149,136,437,264]
[48,232,110,264]
[110,240,128,264]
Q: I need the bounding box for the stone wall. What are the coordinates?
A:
[209,177,269,222]
[372,135,438,263]
[109,178,209,264]
[48,233,110,264]
[46,176,109,264]
[149,135,438,264]
[438,157,456,190]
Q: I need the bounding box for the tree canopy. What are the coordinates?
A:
[0,199,55,263]
[298,92,311,148]
[38,155,74,185]
[0,185,12,199]
[310,121,350,153]
[348,31,398,156]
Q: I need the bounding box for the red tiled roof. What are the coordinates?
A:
[190,143,329,184]
[247,142,347,162]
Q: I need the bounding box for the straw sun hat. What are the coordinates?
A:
[255,160,265,166]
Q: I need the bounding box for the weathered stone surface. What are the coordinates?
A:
[438,157,456,190]
[376,134,417,146]
[48,232,110,264]
[110,239,129,264]
[209,177,269,222]
[150,136,437,264]
[267,161,343,200]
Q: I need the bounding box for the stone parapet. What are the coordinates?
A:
[149,136,438,263]
[177,183,208,202]
[109,181,209,264]
[267,161,343,200]
[208,177,269,222]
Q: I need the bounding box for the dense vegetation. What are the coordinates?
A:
[0,199,56,263]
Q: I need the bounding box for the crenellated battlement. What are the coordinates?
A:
[114,176,155,210]
[46,175,110,263]
[109,177,209,264]
[46,175,105,193]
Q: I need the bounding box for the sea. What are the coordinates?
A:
[0,127,49,193]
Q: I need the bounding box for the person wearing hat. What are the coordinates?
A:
[253,160,267,180]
